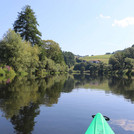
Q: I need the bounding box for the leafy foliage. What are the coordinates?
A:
[0,29,39,72]
[63,51,75,68]
[1,5,69,75]
[13,5,42,46]
[42,40,65,64]
[109,46,134,72]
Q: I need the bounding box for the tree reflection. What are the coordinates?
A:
[35,75,68,106]
[11,103,39,134]
[0,74,68,133]
[0,77,40,118]
[62,75,75,92]
[108,76,134,102]
[0,74,134,133]
[73,74,109,90]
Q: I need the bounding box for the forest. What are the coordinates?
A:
[0,5,134,81]
[0,5,75,80]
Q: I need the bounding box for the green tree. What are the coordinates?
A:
[109,52,125,71]
[124,58,132,69]
[109,46,134,73]
[0,29,39,72]
[40,40,68,73]
[45,58,58,72]
[124,47,134,58]
[42,40,65,64]
[38,47,47,68]
[73,62,87,73]
[63,51,75,68]
[13,5,42,46]
[27,45,40,73]
[89,63,99,75]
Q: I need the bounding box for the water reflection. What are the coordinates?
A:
[0,74,134,133]
[0,75,68,134]
[0,77,41,118]
[108,76,134,102]
[74,74,134,103]
[11,103,40,134]
[111,119,134,132]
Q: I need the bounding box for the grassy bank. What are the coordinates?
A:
[79,54,112,64]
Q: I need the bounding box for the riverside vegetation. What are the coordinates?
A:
[1,5,134,82]
[0,5,75,81]
[74,46,134,76]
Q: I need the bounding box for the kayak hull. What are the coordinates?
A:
[85,113,115,134]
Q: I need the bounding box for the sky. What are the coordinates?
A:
[1,0,134,56]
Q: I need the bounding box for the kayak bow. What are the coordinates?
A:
[85,113,115,134]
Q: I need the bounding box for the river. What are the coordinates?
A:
[0,74,134,134]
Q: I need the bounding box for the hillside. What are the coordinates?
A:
[79,54,112,64]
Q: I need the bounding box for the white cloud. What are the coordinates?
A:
[112,17,134,27]
[99,14,111,19]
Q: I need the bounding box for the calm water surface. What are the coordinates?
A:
[0,74,134,134]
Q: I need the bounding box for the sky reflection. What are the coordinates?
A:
[111,119,134,132]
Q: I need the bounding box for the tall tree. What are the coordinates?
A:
[13,5,42,46]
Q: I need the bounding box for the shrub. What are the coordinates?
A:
[0,68,5,77]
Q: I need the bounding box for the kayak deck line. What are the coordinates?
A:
[85,113,115,134]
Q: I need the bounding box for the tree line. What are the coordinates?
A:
[109,45,134,75]
[0,5,75,77]
[1,5,134,78]
[73,45,134,76]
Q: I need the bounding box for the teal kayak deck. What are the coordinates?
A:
[85,113,115,134]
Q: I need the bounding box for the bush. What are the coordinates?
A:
[3,66,16,77]
[0,68,5,77]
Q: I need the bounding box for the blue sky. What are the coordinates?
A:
[1,0,134,56]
